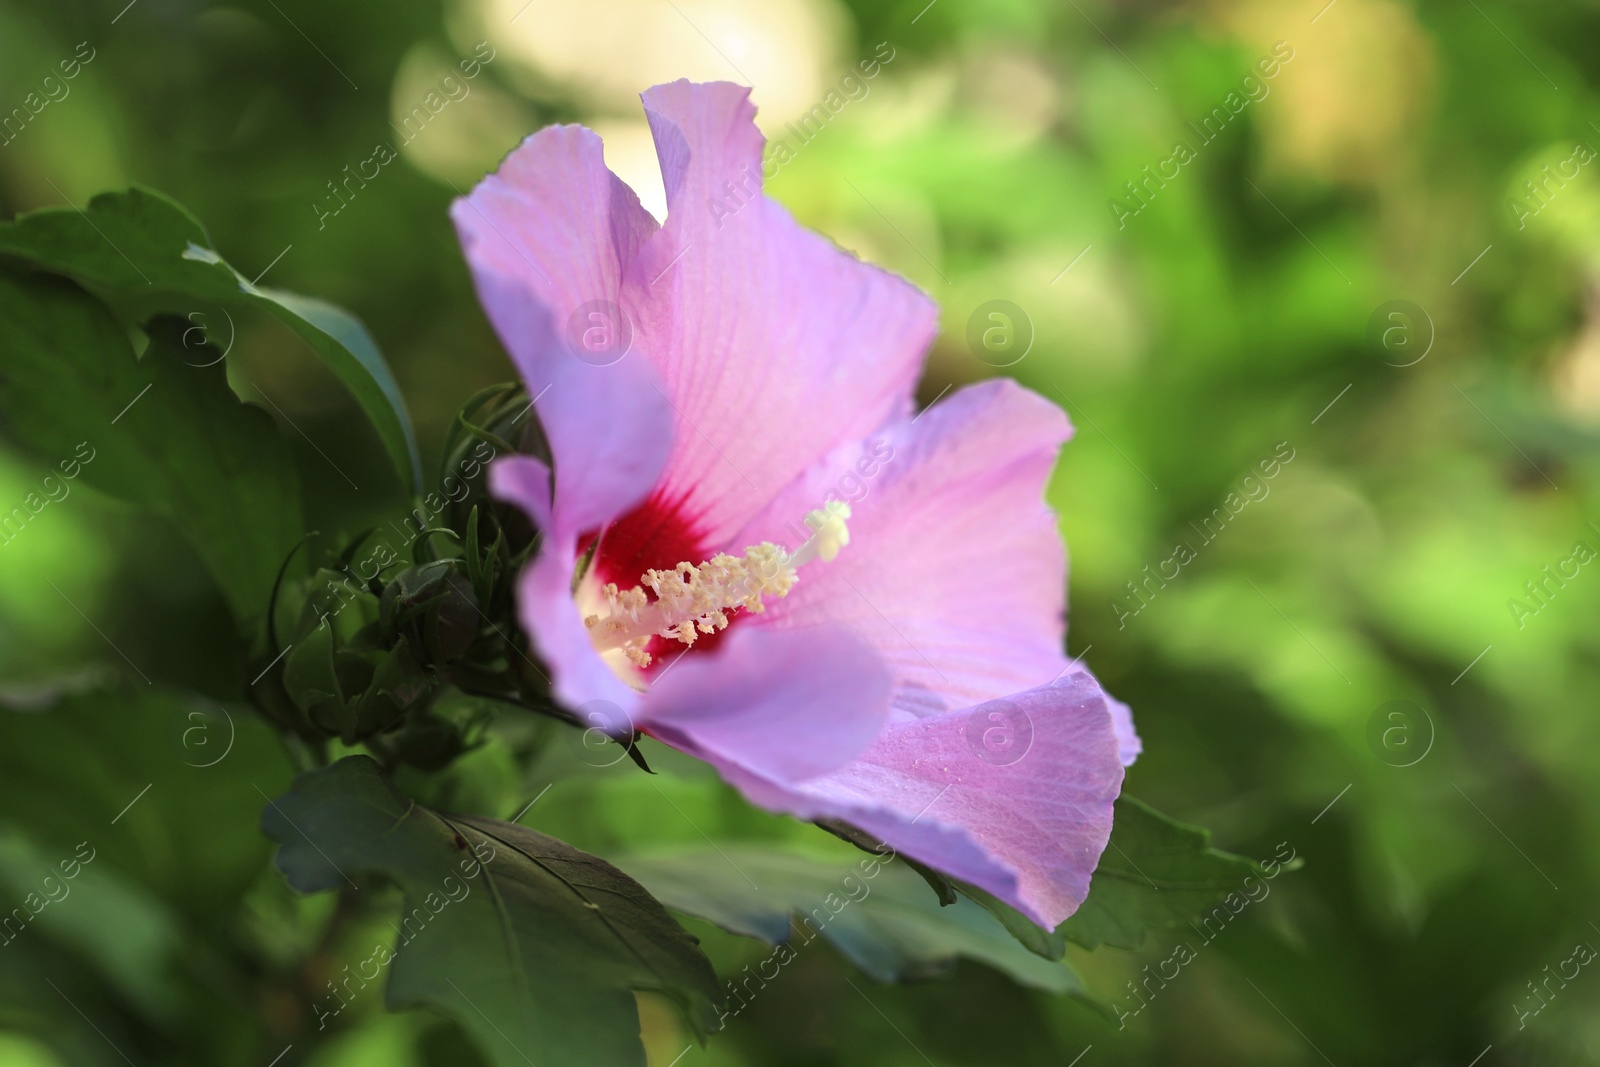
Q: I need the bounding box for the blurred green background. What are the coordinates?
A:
[3,0,1599,1063]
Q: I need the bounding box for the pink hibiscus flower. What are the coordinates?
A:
[452,80,1139,928]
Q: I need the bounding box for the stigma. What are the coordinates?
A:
[585,502,851,668]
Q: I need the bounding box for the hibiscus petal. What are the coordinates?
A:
[706,670,1126,928]
[1105,689,1143,767]
[454,125,674,537]
[489,454,555,531]
[733,378,1076,721]
[636,626,893,783]
[623,80,939,546]
[489,456,642,715]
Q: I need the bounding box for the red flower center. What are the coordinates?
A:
[581,493,738,666]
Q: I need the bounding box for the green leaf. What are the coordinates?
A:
[1061,795,1300,951]
[0,269,301,622]
[0,828,181,1022]
[0,186,420,493]
[261,756,721,1067]
[283,621,342,726]
[616,846,1082,994]
[0,680,294,924]
[955,882,1067,961]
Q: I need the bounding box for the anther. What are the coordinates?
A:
[585,502,851,667]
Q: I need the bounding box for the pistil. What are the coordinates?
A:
[585,502,851,667]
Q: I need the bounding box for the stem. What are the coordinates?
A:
[282,732,329,772]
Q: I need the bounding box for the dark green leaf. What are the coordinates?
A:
[262,756,721,1067]
[0,680,294,924]
[1061,795,1300,951]
[955,882,1067,961]
[283,621,342,727]
[0,186,420,493]
[816,817,959,906]
[0,270,301,622]
[616,846,1082,994]
[0,828,180,1022]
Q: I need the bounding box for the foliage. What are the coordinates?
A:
[0,271,301,622]
[619,845,1084,992]
[0,188,420,497]
[263,756,721,1067]
[2,0,1597,1064]
[1060,796,1301,951]
[0,169,1269,1064]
